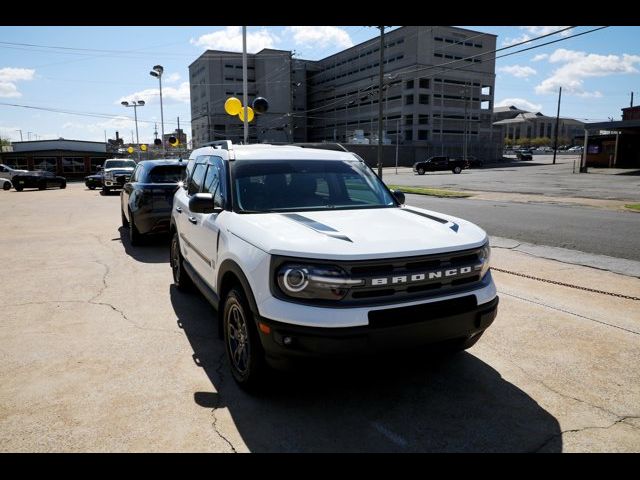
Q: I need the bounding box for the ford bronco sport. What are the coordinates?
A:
[170,141,498,390]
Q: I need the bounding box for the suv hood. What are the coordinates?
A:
[228,206,487,260]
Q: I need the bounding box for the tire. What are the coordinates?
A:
[59,181,66,189]
[102,186,110,195]
[2,181,10,191]
[14,184,23,192]
[444,331,485,354]
[170,232,193,292]
[417,167,425,175]
[223,287,266,391]
[121,208,129,228]
[38,181,46,190]
[453,166,462,174]
[128,209,143,246]
[88,185,96,190]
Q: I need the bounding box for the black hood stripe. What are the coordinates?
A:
[281,213,353,242]
[403,208,460,232]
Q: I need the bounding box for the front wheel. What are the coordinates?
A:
[88,185,96,190]
[453,166,462,174]
[2,181,10,191]
[170,232,193,292]
[128,209,143,246]
[102,186,110,195]
[223,288,266,391]
[121,208,129,228]
[14,184,23,192]
[417,167,425,175]
[59,181,66,189]
[38,181,46,190]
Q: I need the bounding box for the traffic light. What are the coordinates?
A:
[154,138,162,146]
[168,136,179,146]
[252,97,269,114]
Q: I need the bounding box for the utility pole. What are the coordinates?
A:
[395,119,399,174]
[154,123,158,140]
[631,91,634,108]
[289,52,294,143]
[376,25,385,179]
[242,26,249,145]
[552,86,562,165]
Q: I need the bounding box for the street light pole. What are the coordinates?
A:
[377,26,385,179]
[242,26,249,145]
[121,100,145,146]
[150,65,165,154]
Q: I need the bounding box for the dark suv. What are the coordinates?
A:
[413,156,468,175]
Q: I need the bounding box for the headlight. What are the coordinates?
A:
[478,243,491,278]
[276,263,363,301]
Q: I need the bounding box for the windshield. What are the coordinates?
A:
[231,159,396,213]
[105,160,136,169]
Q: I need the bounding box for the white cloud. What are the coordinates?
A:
[0,67,36,98]
[286,26,353,49]
[190,26,279,53]
[116,82,190,106]
[502,27,572,47]
[62,116,136,133]
[498,65,537,78]
[531,54,548,62]
[496,98,543,112]
[535,48,640,97]
[165,72,181,83]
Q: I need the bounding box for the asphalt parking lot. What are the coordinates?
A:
[385,154,640,201]
[1,183,639,452]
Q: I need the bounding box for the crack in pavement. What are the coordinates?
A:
[210,350,237,453]
[498,290,640,336]
[533,416,640,452]
[89,260,110,303]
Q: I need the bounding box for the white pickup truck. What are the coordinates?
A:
[169,142,498,390]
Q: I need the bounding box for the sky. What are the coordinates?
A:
[1,25,639,144]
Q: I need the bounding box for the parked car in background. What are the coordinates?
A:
[515,149,533,161]
[1,178,12,191]
[567,146,583,153]
[0,164,28,180]
[101,158,137,194]
[413,156,468,174]
[85,172,104,190]
[120,159,187,245]
[12,170,66,191]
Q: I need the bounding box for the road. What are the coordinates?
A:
[383,155,640,202]
[404,194,640,262]
[1,183,639,452]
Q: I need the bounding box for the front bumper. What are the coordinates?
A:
[256,295,498,363]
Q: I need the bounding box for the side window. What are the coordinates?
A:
[130,165,141,183]
[202,159,225,208]
[183,159,196,189]
[188,163,207,196]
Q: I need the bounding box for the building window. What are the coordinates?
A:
[418,130,429,140]
[34,157,57,172]
[419,78,430,89]
[418,114,429,125]
[419,94,429,105]
[405,94,414,105]
[405,129,413,141]
[62,157,85,173]
[405,79,414,89]
[90,158,105,173]
[405,114,413,125]
[3,157,29,170]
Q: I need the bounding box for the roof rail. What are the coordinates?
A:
[201,140,233,150]
[292,142,350,152]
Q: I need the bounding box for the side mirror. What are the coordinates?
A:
[189,193,223,214]
[392,189,405,205]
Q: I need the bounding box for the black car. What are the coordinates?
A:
[120,159,187,245]
[464,155,484,168]
[515,149,533,161]
[12,171,66,191]
[85,172,104,190]
[413,156,468,175]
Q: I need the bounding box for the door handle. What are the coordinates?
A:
[175,206,182,213]
[188,216,198,224]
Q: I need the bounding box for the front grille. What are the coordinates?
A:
[271,246,486,307]
[368,295,477,328]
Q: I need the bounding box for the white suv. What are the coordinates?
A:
[101,158,137,194]
[170,142,498,390]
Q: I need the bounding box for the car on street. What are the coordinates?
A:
[1,178,12,191]
[12,171,67,191]
[170,141,498,390]
[567,146,583,153]
[101,158,137,194]
[464,155,484,168]
[121,159,187,245]
[0,164,28,180]
[85,172,104,190]
[515,149,533,161]
[413,156,469,174]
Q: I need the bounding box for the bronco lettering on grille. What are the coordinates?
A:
[369,266,475,286]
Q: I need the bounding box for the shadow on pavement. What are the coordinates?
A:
[170,285,562,453]
[113,226,170,263]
